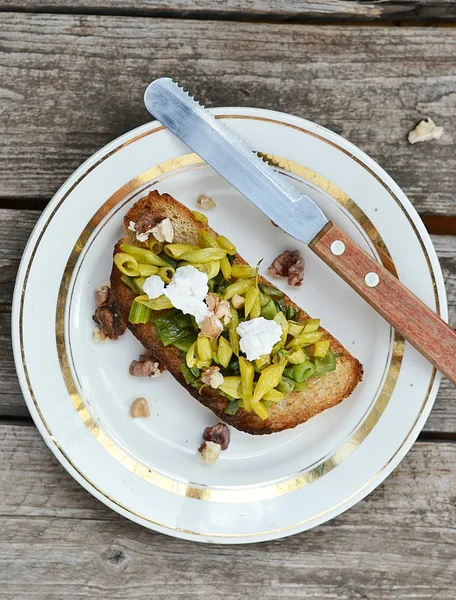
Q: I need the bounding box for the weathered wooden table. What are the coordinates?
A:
[1,2,456,597]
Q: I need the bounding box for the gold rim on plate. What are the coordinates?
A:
[19,115,438,537]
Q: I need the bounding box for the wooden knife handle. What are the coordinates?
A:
[309,222,456,385]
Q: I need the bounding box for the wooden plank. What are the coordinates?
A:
[0,14,455,216]
[1,1,456,22]
[0,424,455,598]
[1,208,456,429]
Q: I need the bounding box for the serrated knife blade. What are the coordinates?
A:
[144,78,328,244]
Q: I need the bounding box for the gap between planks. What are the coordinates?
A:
[1,415,455,443]
[1,199,456,236]
[1,4,456,26]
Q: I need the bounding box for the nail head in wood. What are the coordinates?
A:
[330,240,346,256]
[365,272,380,287]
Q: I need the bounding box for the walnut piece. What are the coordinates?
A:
[268,249,304,287]
[93,281,126,340]
[205,293,231,325]
[231,294,245,310]
[201,422,230,450]
[129,352,164,377]
[197,194,216,210]
[205,291,219,312]
[201,366,224,389]
[408,118,443,144]
[95,285,112,308]
[214,299,231,324]
[199,314,223,340]
[198,441,221,465]
[151,217,174,243]
[93,306,126,340]
[130,397,150,418]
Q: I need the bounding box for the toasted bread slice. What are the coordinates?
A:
[111,191,363,434]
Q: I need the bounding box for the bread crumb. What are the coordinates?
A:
[93,327,107,343]
[130,397,150,418]
[199,441,222,465]
[408,118,443,144]
[197,195,216,210]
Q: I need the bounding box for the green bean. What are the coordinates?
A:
[128,300,151,324]
[244,286,259,318]
[158,265,175,283]
[220,256,232,280]
[229,307,240,356]
[198,230,220,249]
[286,305,298,321]
[287,331,323,348]
[180,248,226,263]
[224,400,240,415]
[119,244,171,267]
[136,263,160,277]
[201,260,221,280]
[303,318,320,333]
[197,336,212,362]
[288,321,304,337]
[262,388,285,402]
[134,294,173,310]
[252,363,286,402]
[164,244,197,259]
[217,336,233,368]
[223,278,254,300]
[192,210,208,225]
[276,377,295,394]
[293,361,316,382]
[261,298,278,320]
[114,252,139,276]
[216,235,236,255]
[231,264,256,279]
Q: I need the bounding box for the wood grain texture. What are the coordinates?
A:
[1,208,456,430]
[311,221,456,385]
[0,13,455,216]
[0,424,455,598]
[2,0,456,21]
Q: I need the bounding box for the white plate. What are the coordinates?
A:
[12,107,445,543]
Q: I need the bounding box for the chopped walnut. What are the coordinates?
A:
[130,397,150,418]
[201,366,224,389]
[214,299,231,325]
[205,293,231,325]
[93,306,126,340]
[199,314,223,340]
[268,249,304,287]
[93,326,107,343]
[408,118,443,144]
[231,294,245,310]
[201,422,230,450]
[95,285,112,308]
[198,441,221,465]
[151,217,174,243]
[129,352,165,377]
[92,280,126,340]
[205,291,219,312]
[197,194,216,210]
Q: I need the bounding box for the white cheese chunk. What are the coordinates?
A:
[128,220,153,243]
[164,265,211,324]
[143,275,165,300]
[151,218,174,243]
[236,317,282,361]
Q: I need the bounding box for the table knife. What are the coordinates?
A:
[144,77,456,385]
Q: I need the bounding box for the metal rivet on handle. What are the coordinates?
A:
[330,240,346,256]
[365,272,380,287]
